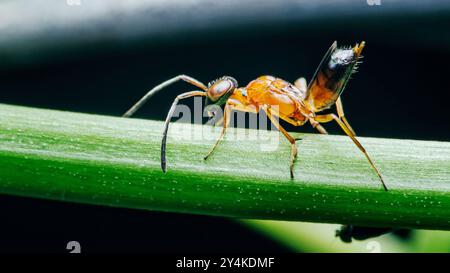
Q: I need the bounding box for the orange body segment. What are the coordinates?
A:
[229,75,310,125]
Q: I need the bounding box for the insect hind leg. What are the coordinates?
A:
[336,97,356,136]
[314,113,388,191]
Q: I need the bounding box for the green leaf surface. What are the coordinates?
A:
[0,104,449,230]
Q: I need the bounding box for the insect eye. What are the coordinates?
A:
[206,76,238,105]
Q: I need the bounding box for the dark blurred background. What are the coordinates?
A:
[0,0,449,252]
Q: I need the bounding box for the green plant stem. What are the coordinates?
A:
[0,104,449,230]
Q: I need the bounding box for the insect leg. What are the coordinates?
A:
[161,91,206,172]
[262,105,298,179]
[123,75,208,118]
[293,77,328,134]
[204,99,259,157]
[203,102,231,160]
[309,119,329,134]
[294,77,307,92]
[336,97,356,136]
[314,113,388,191]
[271,112,303,127]
[267,108,328,135]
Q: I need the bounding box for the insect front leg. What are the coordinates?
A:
[204,99,260,158]
[314,113,388,191]
[123,75,207,117]
[262,105,298,179]
[203,102,231,160]
[161,91,206,172]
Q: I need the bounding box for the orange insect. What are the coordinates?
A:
[123,41,388,191]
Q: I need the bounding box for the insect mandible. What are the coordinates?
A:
[123,41,388,191]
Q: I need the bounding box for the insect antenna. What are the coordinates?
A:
[161,91,206,172]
